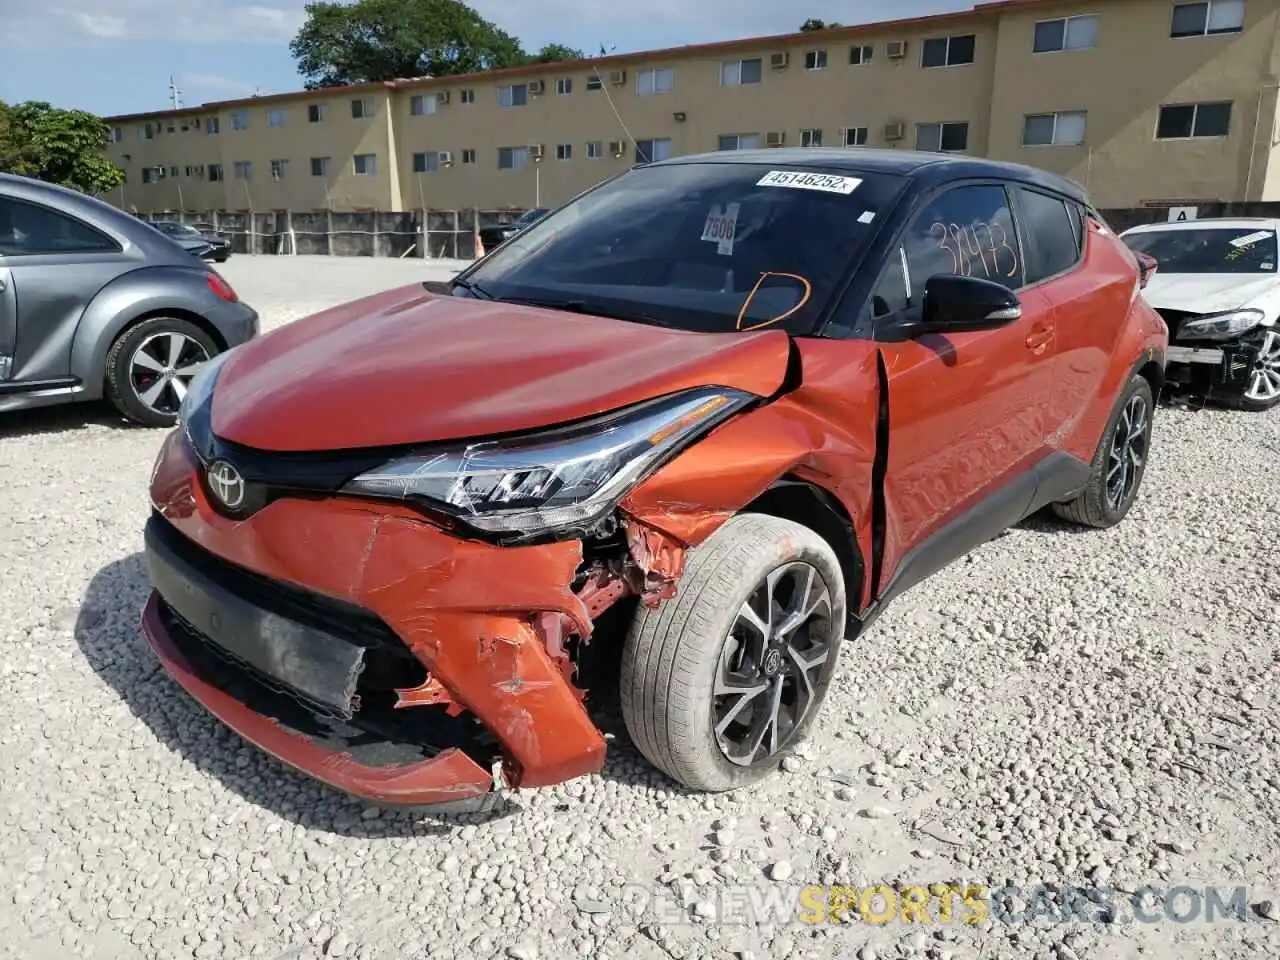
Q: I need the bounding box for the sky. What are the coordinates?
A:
[0,0,978,118]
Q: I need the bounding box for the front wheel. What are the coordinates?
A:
[1052,374,1154,529]
[620,513,847,793]
[104,317,219,427]
[1230,329,1280,411]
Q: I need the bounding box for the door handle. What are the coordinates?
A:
[1025,324,1053,352]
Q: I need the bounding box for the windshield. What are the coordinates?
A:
[1124,227,1277,274]
[463,162,907,334]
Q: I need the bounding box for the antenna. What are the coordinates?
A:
[590,42,644,161]
[168,74,184,110]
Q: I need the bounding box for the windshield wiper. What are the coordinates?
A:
[500,297,674,328]
[449,276,495,300]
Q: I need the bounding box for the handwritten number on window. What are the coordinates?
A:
[931,220,1018,281]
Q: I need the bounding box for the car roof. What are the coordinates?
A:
[648,147,1091,204]
[1121,217,1280,235]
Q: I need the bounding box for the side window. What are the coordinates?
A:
[1016,188,1082,284]
[0,198,119,257]
[869,183,1022,320]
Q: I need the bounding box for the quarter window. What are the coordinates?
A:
[1033,15,1099,52]
[1156,101,1232,138]
[921,34,976,67]
[0,198,118,257]
[1171,0,1244,37]
[1017,188,1082,283]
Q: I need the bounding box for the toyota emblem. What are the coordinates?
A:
[206,460,246,510]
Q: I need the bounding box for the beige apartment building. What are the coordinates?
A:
[103,0,1280,215]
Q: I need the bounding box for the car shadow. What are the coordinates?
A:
[0,400,146,439]
[76,554,684,836]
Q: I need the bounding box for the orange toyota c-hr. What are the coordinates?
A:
[141,149,1168,807]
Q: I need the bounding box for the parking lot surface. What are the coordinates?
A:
[1,256,1278,960]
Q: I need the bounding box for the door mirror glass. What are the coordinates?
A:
[916,274,1022,334]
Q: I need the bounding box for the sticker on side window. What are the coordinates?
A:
[701,202,740,256]
[1230,230,1273,248]
[756,170,862,195]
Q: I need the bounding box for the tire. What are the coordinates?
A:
[620,513,848,793]
[104,317,220,427]
[1052,374,1155,529]
[1220,329,1280,411]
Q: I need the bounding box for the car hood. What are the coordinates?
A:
[1142,273,1279,314]
[211,284,793,452]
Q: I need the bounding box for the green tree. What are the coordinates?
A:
[799,18,842,31]
[290,0,530,87]
[529,43,584,64]
[0,100,123,195]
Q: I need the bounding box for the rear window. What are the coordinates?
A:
[1123,227,1277,274]
[465,162,909,335]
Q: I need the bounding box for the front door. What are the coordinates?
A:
[867,181,1056,598]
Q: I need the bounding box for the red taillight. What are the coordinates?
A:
[207,272,239,303]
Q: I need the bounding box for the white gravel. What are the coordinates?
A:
[2,255,1278,960]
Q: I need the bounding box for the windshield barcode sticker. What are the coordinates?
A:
[1230,230,1273,248]
[701,202,740,255]
[757,170,862,195]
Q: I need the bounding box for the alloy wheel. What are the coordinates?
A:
[713,561,835,767]
[1106,392,1149,512]
[129,331,211,416]
[1244,330,1280,404]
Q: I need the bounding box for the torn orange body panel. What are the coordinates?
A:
[142,429,607,803]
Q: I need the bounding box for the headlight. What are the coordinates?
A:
[1179,309,1265,340]
[341,387,756,538]
[178,348,233,428]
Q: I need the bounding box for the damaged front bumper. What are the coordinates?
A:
[139,429,673,807]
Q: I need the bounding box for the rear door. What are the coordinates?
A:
[1010,185,1116,444]
[0,194,127,382]
[0,263,14,382]
[866,180,1057,598]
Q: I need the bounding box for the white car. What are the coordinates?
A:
[1121,218,1280,411]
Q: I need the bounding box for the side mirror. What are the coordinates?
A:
[1134,251,1158,289]
[913,274,1022,336]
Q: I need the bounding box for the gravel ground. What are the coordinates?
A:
[1,255,1278,960]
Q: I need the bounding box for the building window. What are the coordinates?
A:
[267,108,286,127]
[1171,0,1244,37]
[800,128,823,147]
[353,153,377,175]
[351,98,372,119]
[110,126,123,143]
[585,73,603,91]
[208,163,224,182]
[140,123,154,140]
[916,121,970,152]
[310,157,329,176]
[720,58,762,85]
[849,45,873,65]
[1156,101,1232,138]
[205,117,220,134]
[167,165,179,178]
[410,94,437,116]
[1023,111,1087,146]
[921,34,976,68]
[308,103,324,123]
[498,84,529,107]
[270,159,288,180]
[555,143,573,160]
[1033,15,1099,52]
[717,134,761,151]
[461,148,477,164]
[230,110,249,131]
[498,146,530,170]
[233,161,252,180]
[141,167,158,184]
[634,138,673,163]
[804,49,828,70]
[183,165,198,178]
[842,126,869,146]
[556,77,573,95]
[585,140,604,159]
[412,151,440,173]
[636,67,674,95]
